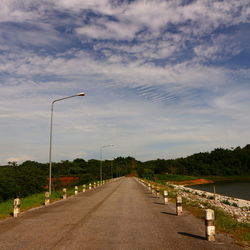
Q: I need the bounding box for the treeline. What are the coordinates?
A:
[138,144,250,179]
[0,157,136,202]
[1,144,250,201]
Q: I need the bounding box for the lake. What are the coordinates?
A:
[190,182,250,201]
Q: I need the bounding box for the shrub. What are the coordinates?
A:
[208,195,215,200]
[232,202,238,207]
[221,200,231,206]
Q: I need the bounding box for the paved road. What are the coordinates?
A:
[0,177,241,250]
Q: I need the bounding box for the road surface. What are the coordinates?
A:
[0,177,241,250]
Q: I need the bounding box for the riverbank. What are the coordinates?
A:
[171,178,214,186]
[154,174,250,189]
[173,184,250,223]
[140,178,250,247]
[166,175,250,186]
[204,176,250,183]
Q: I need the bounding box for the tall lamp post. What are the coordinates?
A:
[100,145,114,182]
[111,160,113,179]
[49,92,85,195]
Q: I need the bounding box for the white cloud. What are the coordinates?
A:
[0,0,250,164]
[76,20,140,40]
[194,31,248,61]
[5,155,35,164]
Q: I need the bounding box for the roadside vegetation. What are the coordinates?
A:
[0,157,135,202]
[0,156,135,218]
[150,174,250,186]
[1,144,249,203]
[137,144,250,180]
[153,174,197,182]
[183,195,250,247]
[144,179,250,247]
[0,187,77,219]
[0,143,249,246]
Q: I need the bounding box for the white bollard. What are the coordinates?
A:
[63,188,67,199]
[205,209,215,241]
[153,186,157,196]
[176,196,182,216]
[82,184,86,192]
[153,186,157,197]
[97,181,100,187]
[89,183,92,190]
[75,186,78,195]
[13,198,21,217]
[164,190,168,204]
[45,192,50,206]
[156,187,160,198]
[93,182,96,188]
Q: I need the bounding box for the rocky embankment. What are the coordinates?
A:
[172,184,250,223]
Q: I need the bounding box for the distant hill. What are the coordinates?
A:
[137,144,250,178]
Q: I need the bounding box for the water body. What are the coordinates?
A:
[190,182,250,201]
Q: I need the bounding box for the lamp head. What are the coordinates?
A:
[77,92,85,96]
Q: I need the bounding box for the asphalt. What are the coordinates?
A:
[0,177,242,250]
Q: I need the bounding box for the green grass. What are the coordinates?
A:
[214,207,239,232]
[0,188,77,219]
[21,193,47,210]
[0,182,100,220]
[145,178,250,247]
[153,174,250,183]
[198,175,250,182]
[214,207,250,245]
[0,199,13,218]
[155,174,197,182]
[183,193,250,247]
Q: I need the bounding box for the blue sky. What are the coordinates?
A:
[0,0,250,164]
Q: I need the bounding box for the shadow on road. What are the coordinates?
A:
[153,202,165,205]
[161,211,176,216]
[178,232,206,241]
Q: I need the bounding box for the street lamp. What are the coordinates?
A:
[49,92,85,195]
[100,144,114,182]
[111,160,113,179]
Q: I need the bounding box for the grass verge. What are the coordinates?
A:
[150,174,250,184]
[0,187,76,219]
[183,198,250,247]
[155,174,197,182]
[142,178,250,247]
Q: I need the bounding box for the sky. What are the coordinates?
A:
[0,0,250,165]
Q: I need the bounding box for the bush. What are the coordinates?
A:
[208,195,215,200]
[232,202,238,207]
[221,199,231,206]
[79,173,95,184]
[214,207,239,232]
